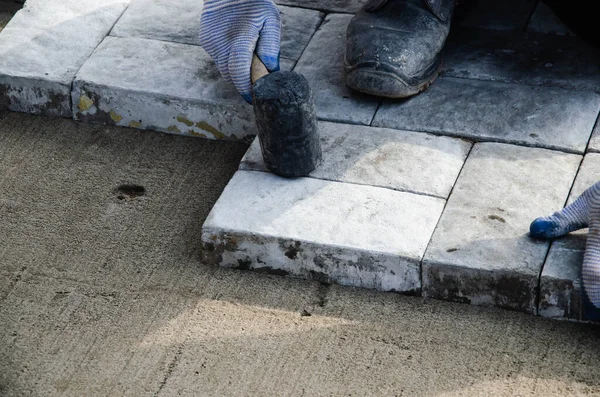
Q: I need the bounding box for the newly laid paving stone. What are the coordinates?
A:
[275,0,366,13]
[443,29,600,93]
[294,14,380,126]
[526,2,573,36]
[423,142,581,313]
[539,153,600,322]
[202,170,446,293]
[586,118,600,153]
[73,37,258,140]
[240,121,471,199]
[0,0,129,117]
[372,77,600,154]
[111,0,323,62]
[454,0,537,31]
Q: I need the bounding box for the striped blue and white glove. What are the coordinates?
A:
[199,0,281,103]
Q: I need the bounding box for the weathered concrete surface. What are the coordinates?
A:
[539,153,600,322]
[454,0,537,31]
[202,170,446,293]
[0,0,129,117]
[111,0,323,63]
[73,37,258,141]
[294,14,380,126]
[1,112,600,397]
[423,143,581,313]
[275,0,366,13]
[587,117,600,153]
[443,29,600,94]
[240,121,471,198]
[372,77,600,154]
[526,1,573,36]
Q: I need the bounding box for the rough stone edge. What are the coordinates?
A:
[71,79,257,142]
[422,260,538,313]
[538,271,587,322]
[201,229,422,294]
[0,75,71,117]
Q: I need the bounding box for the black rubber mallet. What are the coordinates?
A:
[250,55,322,178]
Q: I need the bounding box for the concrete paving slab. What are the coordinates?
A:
[294,13,380,126]
[274,0,366,13]
[526,2,573,36]
[73,36,260,141]
[0,0,129,117]
[443,29,600,94]
[423,142,581,313]
[454,0,537,31]
[372,77,600,154]
[587,117,600,153]
[202,170,446,293]
[539,153,600,322]
[111,0,323,63]
[240,121,471,199]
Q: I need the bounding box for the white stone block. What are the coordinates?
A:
[423,142,581,312]
[0,0,129,116]
[294,14,379,126]
[240,121,471,198]
[202,170,446,293]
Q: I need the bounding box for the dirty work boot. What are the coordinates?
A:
[345,0,455,98]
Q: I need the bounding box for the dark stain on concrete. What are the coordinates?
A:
[488,214,506,223]
[284,241,302,259]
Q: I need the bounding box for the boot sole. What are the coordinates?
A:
[345,57,443,99]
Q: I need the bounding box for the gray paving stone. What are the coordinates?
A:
[294,14,380,126]
[539,153,600,322]
[443,29,600,93]
[423,142,581,313]
[202,170,446,293]
[0,0,129,117]
[275,0,366,13]
[111,1,323,62]
[455,0,537,31]
[240,121,471,199]
[586,117,600,153]
[372,77,600,154]
[526,2,573,36]
[73,36,259,140]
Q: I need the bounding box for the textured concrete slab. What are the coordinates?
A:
[526,2,573,36]
[443,29,600,94]
[275,0,366,13]
[294,14,379,126]
[539,153,600,322]
[202,170,446,293]
[0,0,129,117]
[372,77,600,154]
[455,0,537,31]
[240,121,471,199]
[423,143,581,313]
[111,1,323,63]
[587,117,600,153]
[73,36,258,141]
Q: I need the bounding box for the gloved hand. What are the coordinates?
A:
[199,0,281,103]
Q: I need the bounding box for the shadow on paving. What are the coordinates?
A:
[0,111,599,396]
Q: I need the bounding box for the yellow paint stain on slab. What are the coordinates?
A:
[167,125,182,134]
[78,95,94,112]
[196,121,226,140]
[129,121,142,128]
[187,130,207,138]
[176,115,194,127]
[110,111,122,123]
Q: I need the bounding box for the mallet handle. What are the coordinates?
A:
[251,54,269,85]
